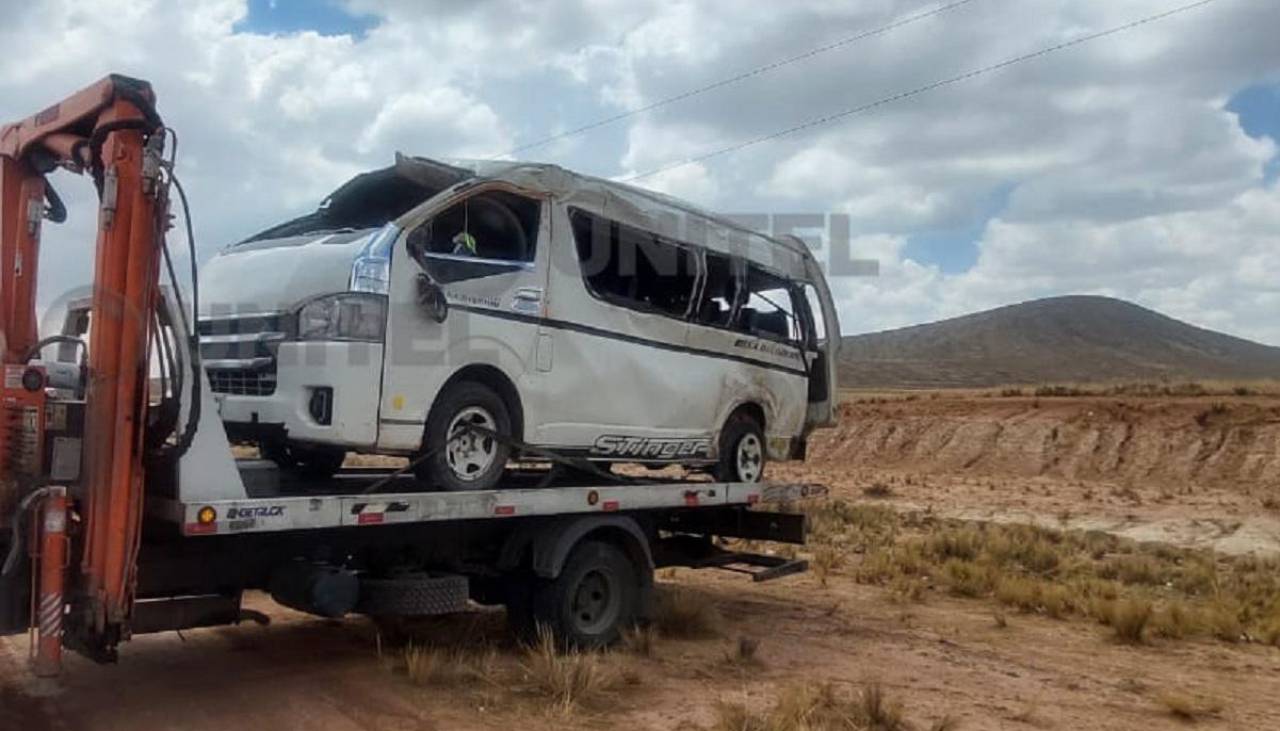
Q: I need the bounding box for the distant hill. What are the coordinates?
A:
[838,295,1280,389]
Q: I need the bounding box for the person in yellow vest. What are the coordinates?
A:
[451,230,478,256]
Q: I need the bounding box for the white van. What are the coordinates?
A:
[198,155,840,490]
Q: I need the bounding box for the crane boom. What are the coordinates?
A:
[0,74,168,666]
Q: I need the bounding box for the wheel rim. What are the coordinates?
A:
[445,406,499,481]
[570,569,619,635]
[736,432,764,483]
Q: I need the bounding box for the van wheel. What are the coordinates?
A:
[715,412,766,484]
[417,381,512,491]
[263,441,347,480]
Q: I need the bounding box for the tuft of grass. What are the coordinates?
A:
[402,643,498,687]
[812,544,845,588]
[1156,691,1224,722]
[943,559,995,598]
[863,482,895,499]
[714,682,911,731]
[724,636,762,667]
[992,610,1009,629]
[522,626,613,714]
[621,624,659,657]
[653,586,723,639]
[1149,602,1200,640]
[1107,598,1153,644]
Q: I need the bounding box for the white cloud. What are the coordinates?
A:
[2,0,1278,347]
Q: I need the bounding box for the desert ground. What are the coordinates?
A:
[4,387,1279,730]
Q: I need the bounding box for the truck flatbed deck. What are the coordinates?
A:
[148,462,825,537]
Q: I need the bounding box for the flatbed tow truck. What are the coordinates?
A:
[0,76,823,676]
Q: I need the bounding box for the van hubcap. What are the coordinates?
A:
[736,433,764,483]
[446,406,498,481]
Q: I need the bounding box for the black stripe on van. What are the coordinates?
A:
[450,304,810,379]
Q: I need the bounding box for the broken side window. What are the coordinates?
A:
[695,251,743,328]
[735,264,801,344]
[570,209,698,319]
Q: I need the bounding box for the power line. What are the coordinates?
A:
[622,0,1221,183]
[498,0,981,158]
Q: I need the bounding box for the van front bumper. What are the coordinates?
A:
[206,341,383,448]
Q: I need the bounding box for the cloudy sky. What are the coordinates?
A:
[3,0,1278,343]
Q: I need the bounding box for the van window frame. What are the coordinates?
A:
[405,189,546,283]
[733,261,805,347]
[688,253,806,351]
[568,207,704,323]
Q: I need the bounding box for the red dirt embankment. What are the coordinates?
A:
[810,396,1280,490]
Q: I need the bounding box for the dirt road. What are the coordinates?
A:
[3,392,1278,730]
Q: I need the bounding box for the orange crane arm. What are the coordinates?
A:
[0,75,167,659]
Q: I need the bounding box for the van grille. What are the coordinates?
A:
[207,368,277,396]
[198,314,290,397]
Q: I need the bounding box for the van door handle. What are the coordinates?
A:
[512,287,543,315]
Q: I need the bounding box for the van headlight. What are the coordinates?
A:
[297,293,387,342]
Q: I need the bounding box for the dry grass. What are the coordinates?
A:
[621,624,659,657]
[812,544,845,588]
[403,643,498,686]
[521,626,615,714]
[862,482,894,499]
[713,681,915,731]
[845,379,1280,402]
[1012,380,1280,399]
[804,500,1280,647]
[1101,598,1154,644]
[724,636,762,667]
[653,585,723,639]
[1156,691,1224,722]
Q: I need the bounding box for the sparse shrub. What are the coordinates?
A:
[942,559,994,598]
[621,624,658,657]
[522,626,613,714]
[1202,603,1244,643]
[993,610,1009,629]
[653,586,722,639]
[1108,598,1153,644]
[924,527,984,562]
[812,544,844,588]
[1150,602,1200,640]
[863,482,894,498]
[403,643,498,687]
[725,636,762,667]
[1100,555,1166,586]
[714,681,911,731]
[1156,691,1224,722]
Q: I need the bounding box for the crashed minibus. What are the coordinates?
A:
[198,155,840,491]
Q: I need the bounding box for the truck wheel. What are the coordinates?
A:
[528,540,639,649]
[715,412,766,483]
[417,381,512,491]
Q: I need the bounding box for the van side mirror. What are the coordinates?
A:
[416,274,449,323]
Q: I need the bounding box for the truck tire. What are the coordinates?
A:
[416,381,512,491]
[715,411,766,483]
[356,572,470,616]
[527,540,639,649]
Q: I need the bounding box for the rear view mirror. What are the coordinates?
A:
[416,273,449,323]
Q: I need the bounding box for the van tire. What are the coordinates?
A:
[715,411,766,484]
[417,381,512,491]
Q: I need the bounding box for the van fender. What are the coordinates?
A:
[498,515,655,585]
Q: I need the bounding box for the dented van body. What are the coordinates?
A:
[197,154,839,489]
